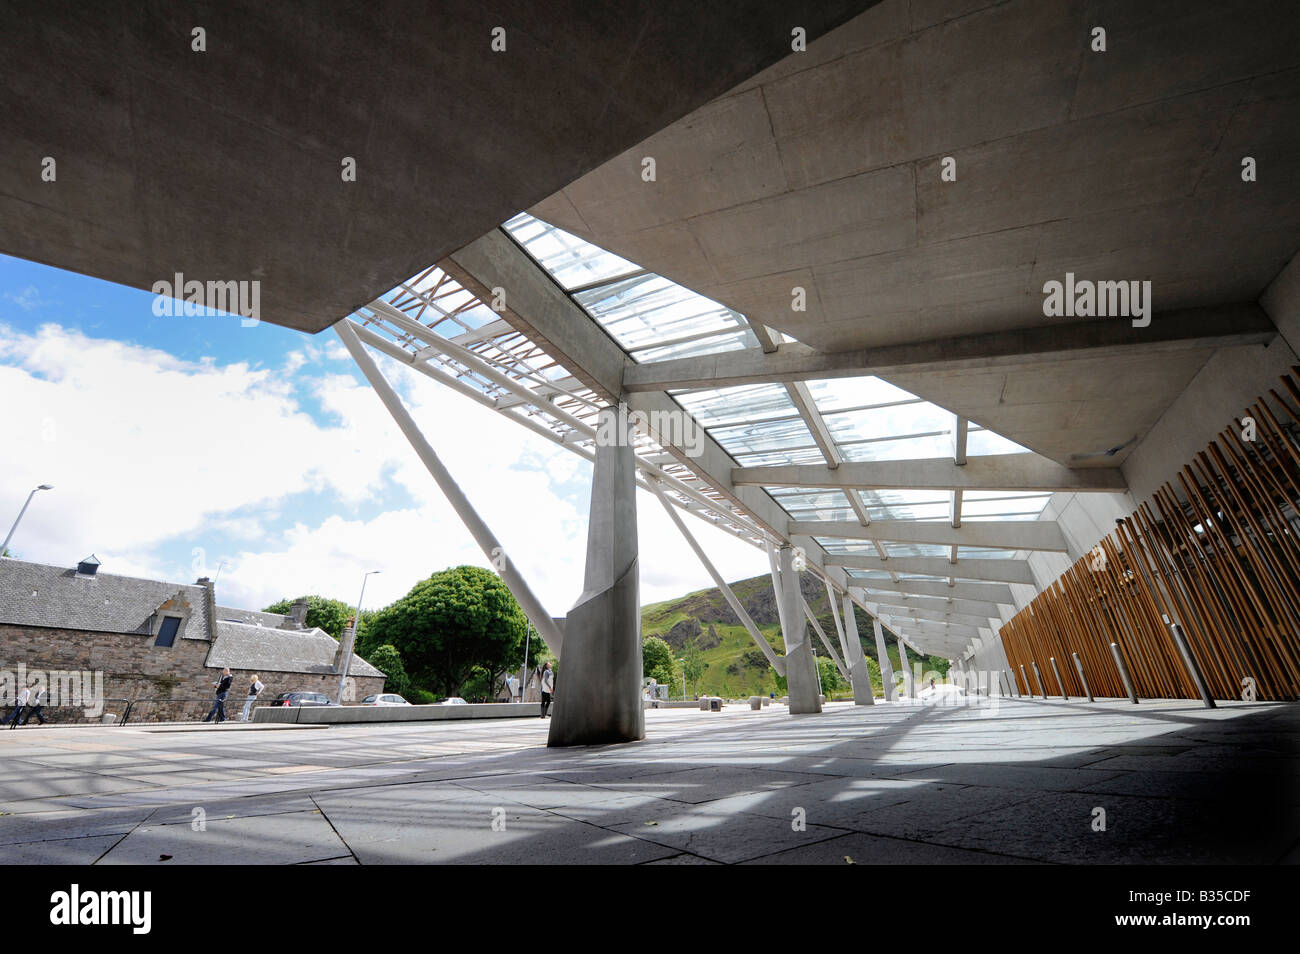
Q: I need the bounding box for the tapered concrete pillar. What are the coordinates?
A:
[778,546,821,714]
[897,637,916,699]
[873,619,895,702]
[840,594,874,705]
[547,407,644,746]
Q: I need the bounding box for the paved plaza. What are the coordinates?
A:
[0,699,1295,865]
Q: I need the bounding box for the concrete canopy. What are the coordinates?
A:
[0,0,877,333]
[528,0,1300,469]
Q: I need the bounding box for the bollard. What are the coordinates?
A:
[1166,618,1216,709]
[1109,641,1139,704]
[1072,652,1094,702]
[749,695,762,711]
[1019,664,1032,698]
[1030,661,1046,699]
[1049,656,1069,700]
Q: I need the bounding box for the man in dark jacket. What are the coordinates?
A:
[203,668,234,723]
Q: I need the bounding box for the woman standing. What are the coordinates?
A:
[539,662,555,718]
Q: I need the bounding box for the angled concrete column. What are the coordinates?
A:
[838,592,875,705]
[897,637,916,699]
[873,619,896,702]
[547,406,644,746]
[778,545,821,714]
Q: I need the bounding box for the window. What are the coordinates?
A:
[155,616,181,648]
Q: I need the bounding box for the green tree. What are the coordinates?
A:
[362,566,527,698]
[681,642,706,696]
[642,635,675,687]
[263,595,353,638]
[816,656,845,694]
[365,644,410,697]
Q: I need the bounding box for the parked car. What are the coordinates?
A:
[441,696,468,705]
[271,691,337,707]
[361,693,411,706]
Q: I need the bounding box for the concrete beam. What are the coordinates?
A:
[826,554,1033,584]
[872,604,996,628]
[859,592,1003,619]
[620,304,1276,392]
[735,454,1126,492]
[883,618,983,639]
[790,518,1068,552]
[855,577,1016,604]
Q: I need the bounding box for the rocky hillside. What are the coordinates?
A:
[640,572,939,699]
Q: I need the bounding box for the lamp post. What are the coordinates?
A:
[2,484,53,557]
[336,569,380,704]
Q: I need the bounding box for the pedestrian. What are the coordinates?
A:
[203,668,233,723]
[240,673,264,722]
[539,662,555,718]
[5,684,32,728]
[21,681,46,726]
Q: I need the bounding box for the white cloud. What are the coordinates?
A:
[0,321,776,620]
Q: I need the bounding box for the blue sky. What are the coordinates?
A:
[0,252,765,619]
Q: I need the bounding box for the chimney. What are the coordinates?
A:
[289,598,309,629]
[195,576,217,640]
[334,616,357,676]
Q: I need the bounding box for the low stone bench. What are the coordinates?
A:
[748,695,762,710]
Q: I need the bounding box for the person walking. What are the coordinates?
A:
[21,682,46,726]
[203,668,233,723]
[5,684,31,728]
[539,662,555,718]
[240,673,264,722]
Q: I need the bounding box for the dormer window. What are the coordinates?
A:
[155,616,181,648]
[76,554,101,577]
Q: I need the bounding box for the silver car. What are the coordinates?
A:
[361,693,411,706]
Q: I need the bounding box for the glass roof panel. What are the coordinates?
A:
[967,427,1031,456]
[674,383,796,428]
[840,434,954,462]
[806,377,917,413]
[504,214,639,290]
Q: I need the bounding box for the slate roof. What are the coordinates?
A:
[0,559,211,639]
[214,605,289,628]
[206,620,384,678]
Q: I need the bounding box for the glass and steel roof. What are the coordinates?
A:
[346,211,1057,656]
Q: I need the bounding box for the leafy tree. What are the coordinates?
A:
[263,595,353,638]
[927,655,951,678]
[362,566,527,698]
[642,635,675,686]
[366,644,409,696]
[680,642,706,695]
[866,656,883,695]
[816,656,845,694]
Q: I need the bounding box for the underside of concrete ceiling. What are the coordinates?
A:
[529,0,1300,468]
[0,0,878,333]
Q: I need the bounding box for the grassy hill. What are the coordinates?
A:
[640,572,947,699]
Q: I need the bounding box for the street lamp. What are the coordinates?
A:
[1,484,53,558]
[335,569,380,704]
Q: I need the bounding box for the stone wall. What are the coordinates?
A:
[0,624,384,724]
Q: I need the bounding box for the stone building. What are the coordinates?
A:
[0,556,385,722]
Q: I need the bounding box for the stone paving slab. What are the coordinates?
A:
[97,810,349,865]
[743,830,1044,865]
[0,699,1292,864]
[606,801,848,864]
